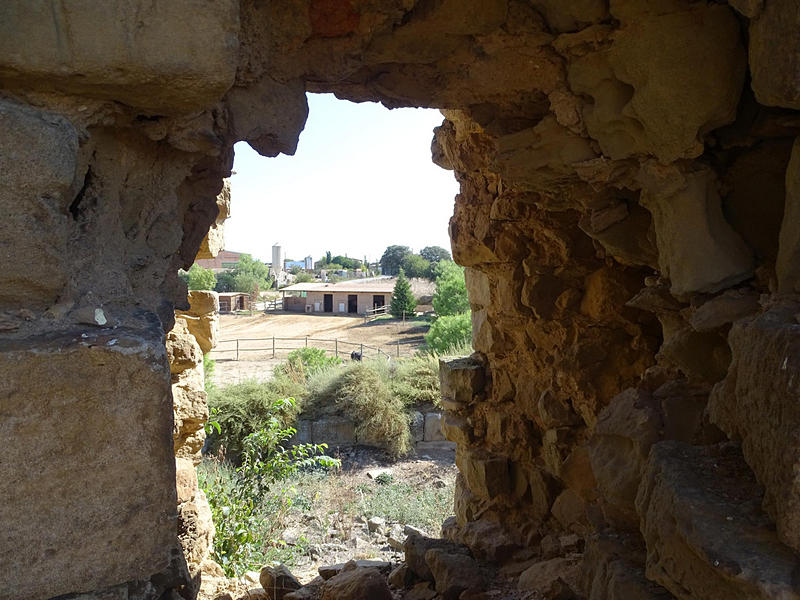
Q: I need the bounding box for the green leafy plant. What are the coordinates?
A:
[432,261,469,316]
[305,360,412,457]
[424,312,473,354]
[198,397,339,576]
[274,347,342,382]
[390,353,441,407]
[206,378,305,459]
[180,263,217,291]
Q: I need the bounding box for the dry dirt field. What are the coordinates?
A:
[209,312,429,386]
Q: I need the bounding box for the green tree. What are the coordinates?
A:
[181,263,217,290]
[432,261,469,316]
[294,272,315,283]
[332,255,362,270]
[390,269,417,318]
[420,245,451,264]
[380,245,412,275]
[401,254,431,279]
[424,312,473,354]
[215,254,273,294]
[326,250,332,264]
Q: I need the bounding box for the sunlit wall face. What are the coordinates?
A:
[227,93,460,264]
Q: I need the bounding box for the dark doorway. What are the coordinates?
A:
[373,294,385,308]
[323,294,333,312]
[348,294,358,313]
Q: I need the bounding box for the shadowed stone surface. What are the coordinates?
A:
[0,328,176,599]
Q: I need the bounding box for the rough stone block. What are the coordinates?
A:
[439,355,486,406]
[0,100,78,310]
[750,0,800,109]
[0,329,176,598]
[0,0,239,113]
[424,412,446,441]
[588,388,663,528]
[640,167,754,296]
[409,410,425,443]
[196,181,230,260]
[708,303,800,551]
[582,534,674,600]
[440,413,472,445]
[176,291,220,354]
[456,447,511,501]
[312,416,356,445]
[777,138,800,293]
[636,441,799,599]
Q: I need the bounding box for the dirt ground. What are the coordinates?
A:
[210,313,430,387]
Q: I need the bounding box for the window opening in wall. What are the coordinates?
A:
[191,94,474,578]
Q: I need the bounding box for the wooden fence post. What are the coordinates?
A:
[272,336,275,359]
[335,339,338,358]
[236,339,239,361]
[360,343,364,357]
[305,336,308,348]
[397,340,400,357]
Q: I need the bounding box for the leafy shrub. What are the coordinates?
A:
[179,263,217,291]
[390,354,441,407]
[305,360,411,457]
[274,347,342,382]
[424,312,473,354]
[207,378,305,459]
[198,397,338,576]
[432,261,469,316]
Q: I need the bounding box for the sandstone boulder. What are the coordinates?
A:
[708,303,800,551]
[749,0,800,109]
[320,563,391,600]
[404,533,471,582]
[636,441,800,599]
[260,564,302,600]
[639,166,754,296]
[425,547,485,600]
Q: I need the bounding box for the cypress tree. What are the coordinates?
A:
[390,269,417,318]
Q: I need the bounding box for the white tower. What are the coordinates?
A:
[271,243,284,277]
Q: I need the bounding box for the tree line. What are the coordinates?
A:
[379,245,451,278]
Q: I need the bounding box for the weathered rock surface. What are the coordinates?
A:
[777,137,800,293]
[708,303,800,552]
[425,547,485,600]
[636,441,800,599]
[4,0,800,597]
[260,564,302,600]
[176,291,220,354]
[319,563,392,600]
[0,329,177,599]
[0,0,240,113]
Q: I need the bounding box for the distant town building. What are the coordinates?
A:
[284,259,306,270]
[195,249,242,273]
[304,255,313,270]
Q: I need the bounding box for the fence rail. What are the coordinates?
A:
[210,335,418,361]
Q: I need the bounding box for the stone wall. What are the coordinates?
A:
[2,1,799,598]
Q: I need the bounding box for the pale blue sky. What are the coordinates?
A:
[226,93,460,264]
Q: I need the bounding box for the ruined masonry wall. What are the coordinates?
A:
[1,1,799,599]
